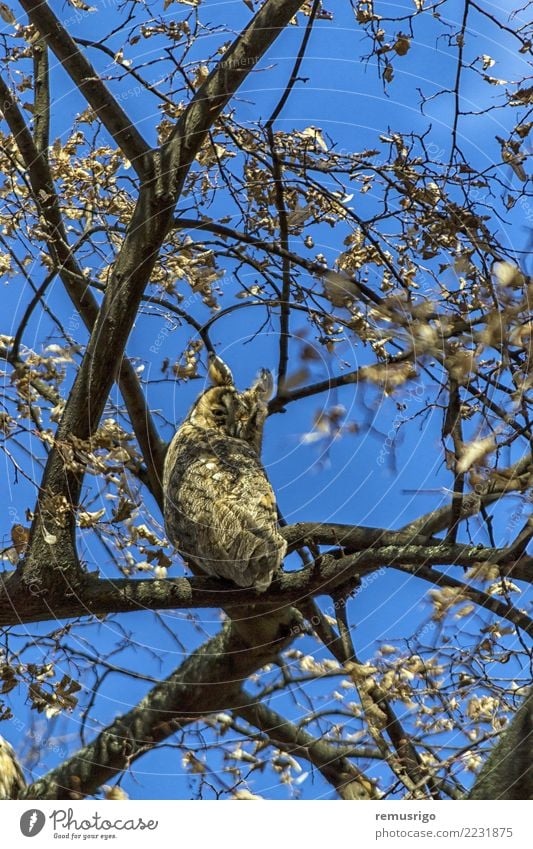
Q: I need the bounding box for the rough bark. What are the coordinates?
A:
[1,529,530,629]
[22,617,301,799]
[469,688,533,800]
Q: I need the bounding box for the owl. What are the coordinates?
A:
[0,735,25,799]
[163,356,286,592]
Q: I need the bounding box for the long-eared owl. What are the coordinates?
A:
[0,735,25,799]
[163,356,286,592]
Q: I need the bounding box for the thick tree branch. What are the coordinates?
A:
[443,378,465,543]
[283,522,440,550]
[1,528,530,629]
[469,687,533,800]
[32,32,49,155]
[22,617,301,799]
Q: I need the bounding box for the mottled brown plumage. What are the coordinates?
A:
[0,735,25,799]
[163,357,286,592]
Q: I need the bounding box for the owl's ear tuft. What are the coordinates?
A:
[251,368,274,400]
[207,354,234,386]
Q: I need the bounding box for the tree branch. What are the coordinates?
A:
[264,1,320,389]
[392,562,533,638]
[1,527,530,629]
[400,453,533,537]
[162,0,307,195]
[233,693,379,799]
[469,687,533,800]
[18,0,151,177]
[22,617,301,799]
[12,0,307,594]
[32,31,49,155]
[0,73,166,507]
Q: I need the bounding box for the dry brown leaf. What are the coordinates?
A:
[456,435,497,474]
